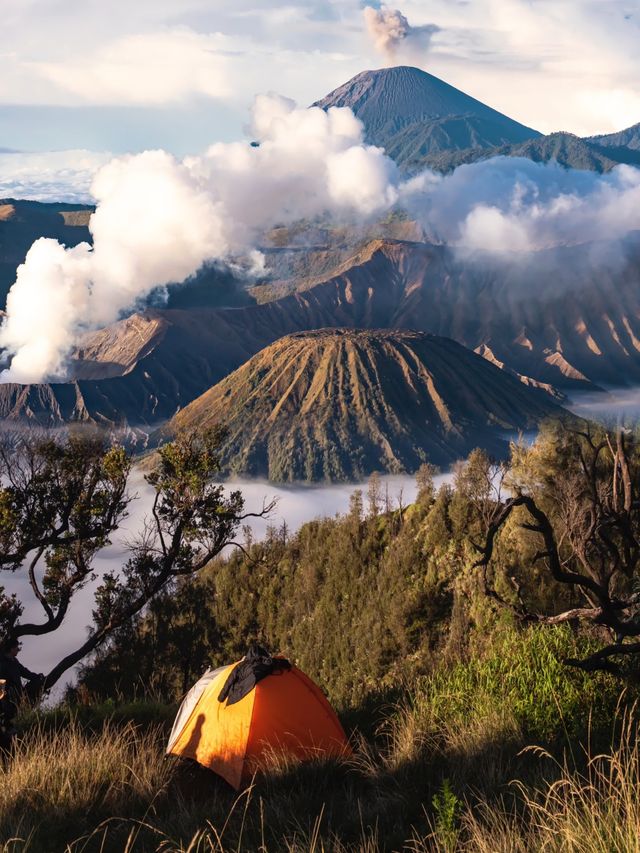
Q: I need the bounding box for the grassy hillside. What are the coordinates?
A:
[3,624,633,852]
[4,427,640,850]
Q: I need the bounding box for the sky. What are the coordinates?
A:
[1,0,639,165]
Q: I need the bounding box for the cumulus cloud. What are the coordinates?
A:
[401,158,640,253]
[0,150,111,203]
[363,5,439,65]
[0,96,398,383]
[4,79,640,388]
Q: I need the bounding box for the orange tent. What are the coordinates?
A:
[166,657,350,789]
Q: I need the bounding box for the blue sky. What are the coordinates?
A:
[1,0,639,198]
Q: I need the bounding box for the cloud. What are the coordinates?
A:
[363,5,439,65]
[5,98,640,387]
[0,95,398,384]
[401,158,640,253]
[2,1,640,143]
[392,0,640,136]
[0,150,112,203]
[33,29,232,106]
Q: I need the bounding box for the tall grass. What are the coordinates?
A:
[0,626,636,851]
[448,709,640,852]
[0,719,172,851]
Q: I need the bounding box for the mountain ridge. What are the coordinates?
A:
[417,131,640,174]
[6,233,640,428]
[589,122,640,151]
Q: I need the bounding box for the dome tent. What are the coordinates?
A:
[167,646,350,789]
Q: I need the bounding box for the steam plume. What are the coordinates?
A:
[0,95,398,384]
[401,158,640,253]
[363,5,439,65]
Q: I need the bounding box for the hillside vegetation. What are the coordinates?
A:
[420,131,640,174]
[3,423,640,850]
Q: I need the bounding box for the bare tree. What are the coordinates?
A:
[474,422,640,676]
[367,472,382,518]
[396,487,406,527]
[0,428,274,690]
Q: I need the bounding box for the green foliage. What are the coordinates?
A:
[432,779,462,852]
[1,428,255,692]
[0,432,131,638]
[13,432,640,852]
[411,624,622,745]
[80,448,620,723]
[81,473,448,704]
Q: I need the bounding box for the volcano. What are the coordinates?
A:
[159,328,565,482]
[313,66,540,168]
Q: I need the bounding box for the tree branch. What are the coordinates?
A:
[26,547,53,622]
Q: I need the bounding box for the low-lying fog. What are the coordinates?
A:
[567,387,640,423]
[10,471,451,697]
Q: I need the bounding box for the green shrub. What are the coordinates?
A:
[409,624,623,746]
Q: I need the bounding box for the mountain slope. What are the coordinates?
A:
[0,236,627,428]
[589,122,640,151]
[313,66,540,167]
[382,114,542,168]
[420,132,640,174]
[0,199,92,305]
[0,198,250,317]
[160,329,564,482]
[7,233,640,429]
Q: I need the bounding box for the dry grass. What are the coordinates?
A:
[458,713,640,852]
[59,210,92,227]
[2,704,640,852]
[1,627,637,851]
[0,718,172,851]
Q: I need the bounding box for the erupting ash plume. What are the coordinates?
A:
[0,95,398,384]
[363,5,439,66]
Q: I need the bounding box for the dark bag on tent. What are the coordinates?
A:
[218,645,291,706]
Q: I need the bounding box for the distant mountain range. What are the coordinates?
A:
[6,234,640,432]
[315,66,640,174]
[157,329,564,482]
[420,131,640,174]
[589,122,640,151]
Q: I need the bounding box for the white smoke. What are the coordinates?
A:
[363,5,439,66]
[401,157,640,253]
[0,95,398,384]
